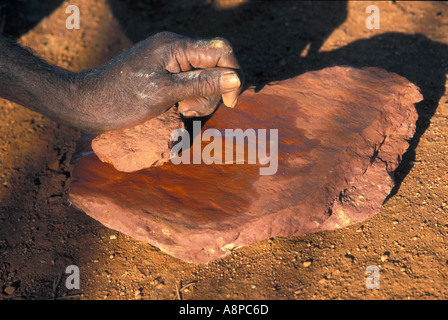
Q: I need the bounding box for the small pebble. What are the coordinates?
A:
[302,261,312,267]
[4,286,15,295]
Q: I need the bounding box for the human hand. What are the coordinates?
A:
[78,32,243,132]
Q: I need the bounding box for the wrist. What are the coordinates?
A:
[73,66,132,132]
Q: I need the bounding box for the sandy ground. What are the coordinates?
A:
[1,0,448,300]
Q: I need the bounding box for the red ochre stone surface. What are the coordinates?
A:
[69,66,422,264]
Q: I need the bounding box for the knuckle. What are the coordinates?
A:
[151,32,186,49]
[195,71,218,97]
[153,31,180,40]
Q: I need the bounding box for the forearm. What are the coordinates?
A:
[0,36,164,133]
[0,35,82,126]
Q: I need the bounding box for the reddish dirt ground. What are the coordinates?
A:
[1,0,448,300]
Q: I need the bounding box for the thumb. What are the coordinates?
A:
[170,67,242,108]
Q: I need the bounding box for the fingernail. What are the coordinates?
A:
[220,72,241,91]
[182,110,200,118]
[222,92,238,108]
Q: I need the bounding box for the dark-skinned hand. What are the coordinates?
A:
[77,31,243,131]
[0,32,243,133]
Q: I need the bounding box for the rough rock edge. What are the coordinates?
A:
[319,83,421,231]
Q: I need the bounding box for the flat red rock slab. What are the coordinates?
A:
[69,66,422,264]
